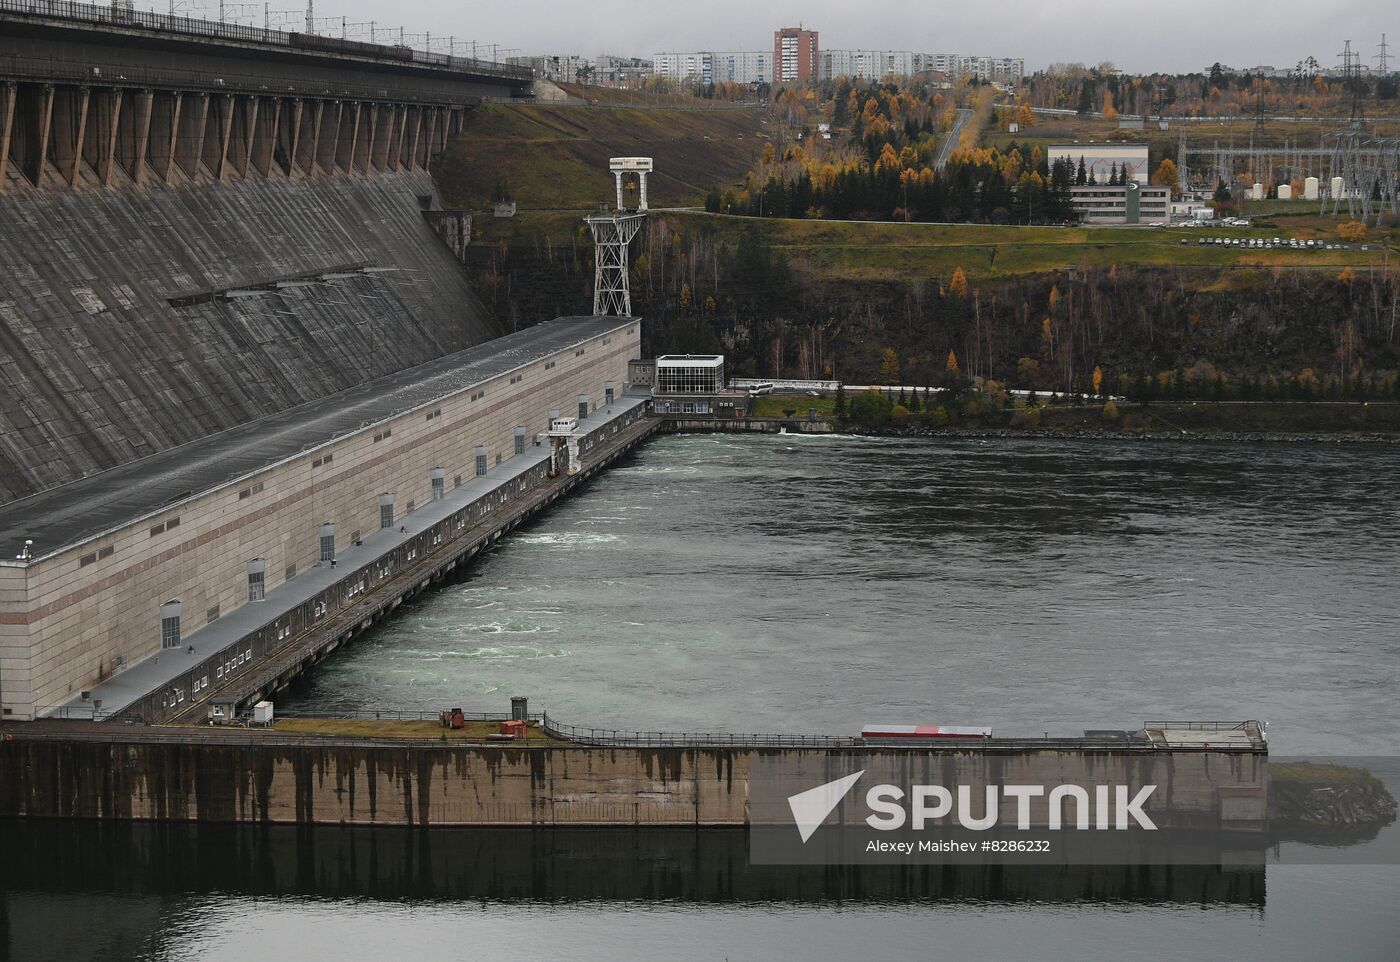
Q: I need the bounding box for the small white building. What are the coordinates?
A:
[655,355,725,395]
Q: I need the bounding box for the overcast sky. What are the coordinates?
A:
[179,0,1394,74]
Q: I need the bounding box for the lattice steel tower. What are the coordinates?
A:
[584,157,652,316]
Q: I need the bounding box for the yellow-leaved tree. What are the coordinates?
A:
[1092,366,1104,395]
[880,347,901,384]
[1337,221,1366,243]
[946,350,959,375]
[1151,159,1179,196]
[949,267,969,298]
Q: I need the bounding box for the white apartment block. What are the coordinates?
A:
[652,52,714,84]
[816,51,1024,83]
[957,55,1025,83]
[652,47,1024,86]
[819,49,918,80]
[712,50,772,84]
[652,51,772,85]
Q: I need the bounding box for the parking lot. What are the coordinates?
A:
[1182,235,1372,252]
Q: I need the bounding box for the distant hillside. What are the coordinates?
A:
[434,102,769,212]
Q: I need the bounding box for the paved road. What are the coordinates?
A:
[935,108,974,170]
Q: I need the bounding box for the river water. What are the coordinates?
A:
[5,434,1399,960]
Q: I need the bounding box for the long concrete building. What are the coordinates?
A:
[0,5,650,723]
[0,316,640,721]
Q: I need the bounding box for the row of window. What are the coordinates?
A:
[654,400,713,415]
[148,404,647,716]
[78,544,115,568]
[149,516,181,538]
[215,649,252,682]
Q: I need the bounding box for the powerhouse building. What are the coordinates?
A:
[0,318,640,721]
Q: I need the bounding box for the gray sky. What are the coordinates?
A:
[180,1,1394,74]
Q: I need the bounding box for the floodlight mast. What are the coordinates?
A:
[583,157,653,316]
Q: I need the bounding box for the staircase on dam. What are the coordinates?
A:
[0,1,536,503]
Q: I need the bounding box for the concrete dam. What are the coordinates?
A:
[0,0,532,501]
[0,2,656,729]
[0,7,1290,856]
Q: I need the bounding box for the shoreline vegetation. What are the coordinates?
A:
[752,392,1400,443]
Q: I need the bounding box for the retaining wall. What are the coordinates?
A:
[0,734,1267,829]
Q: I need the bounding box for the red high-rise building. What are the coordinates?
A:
[773,26,819,85]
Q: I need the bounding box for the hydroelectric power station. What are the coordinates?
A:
[0,4,1292,850]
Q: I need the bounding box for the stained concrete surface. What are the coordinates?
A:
[0,168,501,503]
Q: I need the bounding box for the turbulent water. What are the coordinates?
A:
[286,433,1399,752]
[7,434,1400,960]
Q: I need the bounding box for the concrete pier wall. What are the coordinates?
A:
[0,735,1266,829]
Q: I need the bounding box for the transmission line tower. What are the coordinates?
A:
[1378,33,1392,75]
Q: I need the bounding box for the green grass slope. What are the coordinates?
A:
[434,102,769,213]
[663,212,1393,282]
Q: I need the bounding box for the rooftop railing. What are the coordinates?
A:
[19,713,1269,752]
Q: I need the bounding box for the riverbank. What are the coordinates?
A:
[850,425,1400,444]
[797,397,1400,443]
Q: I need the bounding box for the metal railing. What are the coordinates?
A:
[15,713,1270,753]
[1144,720,1262,732]
[540,714,861,749]
[275,708,545,723]
[0,0,533,81]
[0,53,476,102]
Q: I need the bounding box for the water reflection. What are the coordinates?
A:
[0,820,1263,906]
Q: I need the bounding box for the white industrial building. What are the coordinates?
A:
[1050,144,1151,185]
[595,54,652,88]
[506,54,594,85]
[1070,182,1172,225]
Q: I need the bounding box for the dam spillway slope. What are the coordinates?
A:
[0,168,500,504]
